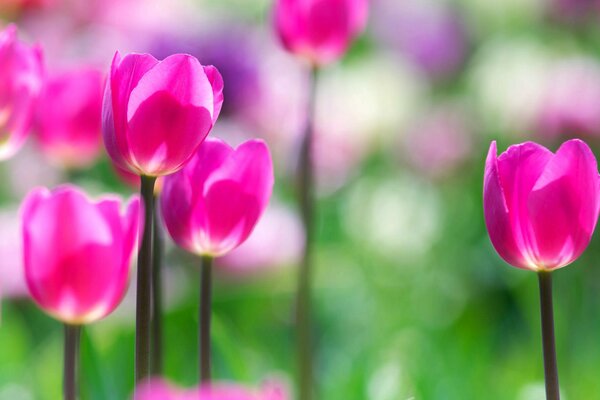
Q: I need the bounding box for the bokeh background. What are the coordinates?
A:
[2,0,600,399]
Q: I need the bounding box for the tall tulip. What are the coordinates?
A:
[102,51,223,382]
[273,0,368,66]
[161,138,274,382]
[483,139,600,400]
[0,24,44,161]
[35,67,104,169]
[21,185,139,400]
[273,1,367,398]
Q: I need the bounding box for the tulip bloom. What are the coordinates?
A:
[274,0,368,65]
[483,139,600,271]
[161,138,274,257]
[21,185,140,324]
[35,67,104,168]
[0,25,44,161]
[102,51,224,177]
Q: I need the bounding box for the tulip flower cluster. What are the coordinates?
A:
[0,0,371,398]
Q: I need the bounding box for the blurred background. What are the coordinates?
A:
[2,0,600,399]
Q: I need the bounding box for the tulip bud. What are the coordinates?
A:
[21,185,140,324]
[34,67,104,169]
[0,25,43,161]
[273,0,368,65]
[160,138,274,258]
[102,52,224,177]
[483,139,600,271]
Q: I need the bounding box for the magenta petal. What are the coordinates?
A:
[127,54,214,120]
[483,141,529,269]
[203,65,224,125]
[125,91,213,176]
[527,139,600,269]
[21,185,137,324]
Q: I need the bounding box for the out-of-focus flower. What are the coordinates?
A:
[102,52,223,177]
[373,0,468,79]
[0,208,28,299]
[0,25,43,161]
[21,185,140,324]
[483,140,600,271]
[220,202,303,275]
[134,379,288,400]
[34,67,104,168]
[547,0,600,23]
[0,0,54,16]
[402,103,474,178]
[468,38,551,135]
[161,138,274,258]
[273,0,368,65]
[149,25,262,120]
[534,58,600,139]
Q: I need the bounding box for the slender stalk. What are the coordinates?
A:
[63,324,82,400]
[296,65,318,400]
[135,175,156,383]
[538,271,560,400]
[199,255,213,383]
[151,196,164,376]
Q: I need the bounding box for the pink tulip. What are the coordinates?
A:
[102,52,224,177]
[34,67,104,168]
[0,25,43,161]
[134,379,288,400]
[161,138,274,257]
[21,185,140,324]
[274,0,368,65]
[483,139,600,271]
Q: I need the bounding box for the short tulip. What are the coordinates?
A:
[134,379,288,400]
[0,25,43,161]
[102,52,223,177]
[483,139,600,271]
[274,0,368,65]
[35,67,104,168]
[161,138,274,257]
[21,185,140,324]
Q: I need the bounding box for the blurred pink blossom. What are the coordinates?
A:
[34,66,103,168]
[534,58,600,139]
[220,202,304,276]
[0,208,28,299]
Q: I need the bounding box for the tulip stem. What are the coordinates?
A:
[296,65,318,400]
[151,196,164,376]
[63,324,81,400]
[538,271,560,400]
[135,175,156,384]
[199,255,213,383]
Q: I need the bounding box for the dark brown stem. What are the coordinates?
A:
[199,255,213,383]
[538,271,560,400]
[296,65,318,400]
[63,324,81,400]
[135,175,156,383]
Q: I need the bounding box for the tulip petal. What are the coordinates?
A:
[127,54,214,121]
[527,139,600,269]
[125,91,213,176]
[105,52,158,171]
[495,141,553,268]
[203,65,224,125]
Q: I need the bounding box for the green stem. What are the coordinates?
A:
[63,324,81,400]
[151,196,164,376]
[538,271,560,400]
[199,255,213,383]
[135,175,156,383]
[296,65,318,400]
